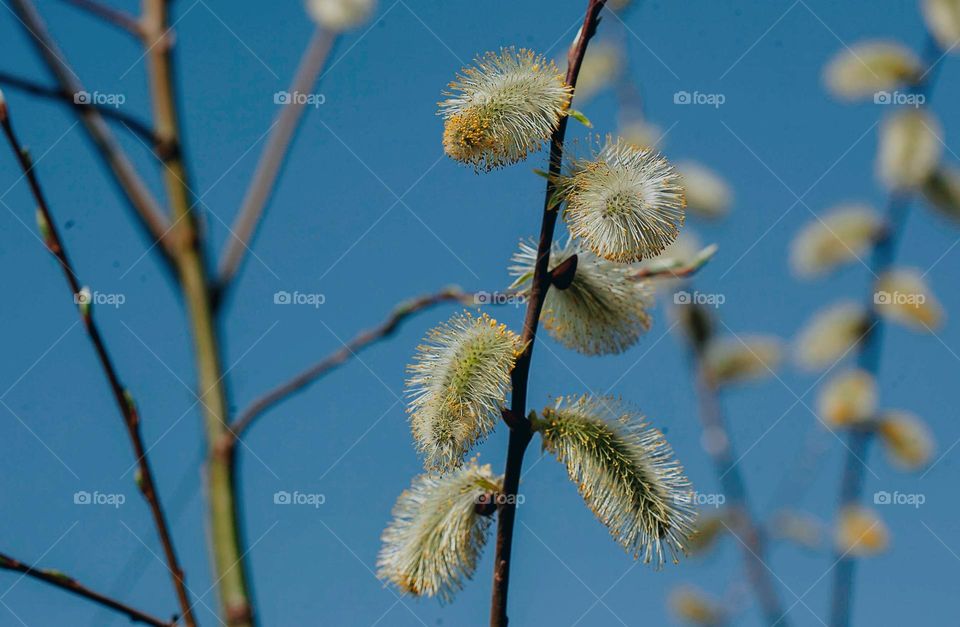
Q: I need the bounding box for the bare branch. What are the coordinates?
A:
[229,287,476,440]
[0,551,174,627]
[0,71,157,142]
[8,0,176,267]
[58,0,143,38]
[215,27,336,301]
[490,3,607,625]
[0,96,197,627]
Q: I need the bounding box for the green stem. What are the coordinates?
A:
[141,1,253,624]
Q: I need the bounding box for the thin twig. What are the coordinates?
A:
[228,287,476,440]
[0,551,174,627]
[490,3,607,625]
[0,95,195,627]
[215,27,337,302]
[58,0,144,38]
[8,0,176,268]
[139,1,252,624]
[686,320,789,626]
[0,72,157,142]
[827,37,943,627]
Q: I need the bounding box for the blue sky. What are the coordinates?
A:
[1,0,959,625]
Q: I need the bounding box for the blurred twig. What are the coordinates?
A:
[683,310,789,626]
[828,37,944,627]
[0,551,174,627]
[0,94,195,627]
[0,72,157,142]
[215,27,337,303]
[8,0,176,268]
[58,0,143,37]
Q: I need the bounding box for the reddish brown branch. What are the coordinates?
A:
[490,3,607,625]
[228,287,477,441]
[0,99,197,627]
[0,551,174,627]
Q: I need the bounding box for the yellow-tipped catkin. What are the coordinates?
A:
[824,41,922,100]
[789,204,882,278]
[874,268,944,331]
[817,369,878,428]
[878,410,935,470]
[377,460,501,602]
[534,395,696,567]
[439,48,571,171]
[794,302,869,371]
[406,312,521,471]
[835,506,889,557]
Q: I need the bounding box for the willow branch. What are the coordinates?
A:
[490,3,606,625]
[58,0,144,38]
[0,95,193,627]
[0,72,157,142]
[688,333,788,626]
[228,287,476,441]
[8,0,175,267]
[140,1,251,624]
[0,551,173,627]
[828,38,943,627]
[215,27,337,301]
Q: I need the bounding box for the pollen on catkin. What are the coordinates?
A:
[438,47,572,171]
[377,460,501,602]
[561,136,686,262]
[533,395,696,567]
[794,301,870,371]
[406,311,521,472]
[510,239,653,355]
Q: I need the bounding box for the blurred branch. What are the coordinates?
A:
[0,96,195,627]
[139,1,251,624]
[0,72,157,142]
[828,38,944,627]
[58,0,144,38]
[688,333,789,626]
[0,551,174,627]
[215,27,337,303]
[7,0,175,268]
[490,2,607,625]
[228,287,477,441]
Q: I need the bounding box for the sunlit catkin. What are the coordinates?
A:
[561,136,686,262]
[533,395,696,566]
[407,312,521,471]
[510,239,653,355]
[439,48,572,171]
[377,460,501,602]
